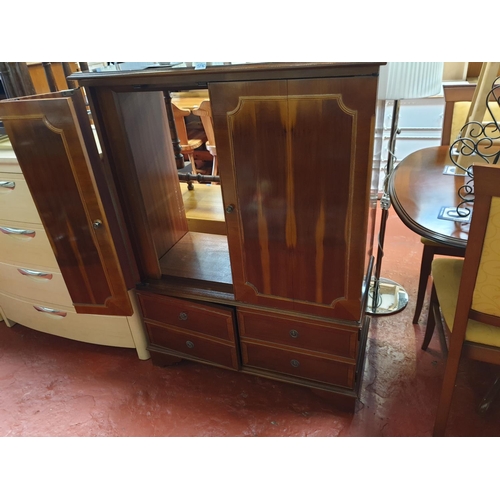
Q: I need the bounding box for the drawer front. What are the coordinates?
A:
[137,292,236,342]
[238,309,358,359]
[0,261,72,306]
[0,173,41,225]
[146,323,239,370]
[0,221,58,269]
[0,292,134,348]
[241,341,355,389]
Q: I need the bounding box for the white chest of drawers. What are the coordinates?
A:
[0,136,149,360]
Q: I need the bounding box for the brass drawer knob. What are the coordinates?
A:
[186,340,195,349]
[179,312,188,321]
[290,359,300,368]
[289,329,299,339]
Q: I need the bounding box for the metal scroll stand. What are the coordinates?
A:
[367,99,409,315]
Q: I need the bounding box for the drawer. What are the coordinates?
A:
[0,261,72,306]
[0,220,59,269]
[0,291,135,348]
[241,341,355,389]
[145,322,239,370]
[0,173,41,225]
[0,139,21,175]
[237,309,358,359]
[137,292,236,342]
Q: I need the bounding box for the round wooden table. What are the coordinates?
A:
[388,146,471,249]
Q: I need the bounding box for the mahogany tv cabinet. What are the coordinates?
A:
[0,62,382,411]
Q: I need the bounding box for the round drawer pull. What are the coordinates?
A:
[225,204,235,213]
[289,329,299,339]
[92,219,103,229]
[290,359,300,368]
[186,341,195,349]
[179,312,188,321]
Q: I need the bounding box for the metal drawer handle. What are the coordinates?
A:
[179,312,188,321]
[0,181,15,190]
[186,340,195,349]
[33,305,67,317]
[289,329,299,339]
[18,268,53,280]
[0,226,36,238]
[290,359,300,368]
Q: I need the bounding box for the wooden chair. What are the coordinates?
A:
[412,84,477,324]
[192,100,217,176]
[414,77,500,324]
[422,163,500,436]
[171,102,204,174]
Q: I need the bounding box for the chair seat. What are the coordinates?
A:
[180,138,204,153]
[432,258,500,347]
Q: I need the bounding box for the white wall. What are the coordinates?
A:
[374,94,445,192]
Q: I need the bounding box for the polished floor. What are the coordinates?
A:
[1,208,499,437]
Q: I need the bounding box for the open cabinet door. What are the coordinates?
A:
[0,89,135,316]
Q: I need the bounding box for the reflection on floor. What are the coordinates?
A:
[1,208,499,437]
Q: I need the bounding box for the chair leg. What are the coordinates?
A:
[413,244,435,324]
[211,154,218,177]
[433,340,463,436]
[421,284,438,350]
[188,153,197,175]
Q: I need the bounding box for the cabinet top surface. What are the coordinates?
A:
[69,62,384,90]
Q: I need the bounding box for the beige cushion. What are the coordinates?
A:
[472,196,500,316]
[432,258,500,347]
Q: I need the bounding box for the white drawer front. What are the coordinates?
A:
[0,261,73,306]
[0,221,59,269]
[0,173,41,225]
[0,291,135,349]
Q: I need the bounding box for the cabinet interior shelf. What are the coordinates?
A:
[159,231,233,286]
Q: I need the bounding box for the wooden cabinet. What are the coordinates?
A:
[0,63,381,410]
[0,136,149,359]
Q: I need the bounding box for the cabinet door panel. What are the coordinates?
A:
[211,77,377,321]
[230,96,293,298]
[0,90,133,315]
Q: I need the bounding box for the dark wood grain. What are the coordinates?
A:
[240,340,355,388]
[389,146,470,248]
[69,62,383,91]
[0,89,133,315]
[42,63,58,92]
[0,62,36,97]
[87,88,188,279]
[210,76,378,321]
[237,308,358,360]
[73,63,381,407]
[158,232,232,284]
[137,291,237,342]
[145,322,239,370]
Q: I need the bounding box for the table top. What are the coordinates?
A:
[171,90,209,111]
[388,146,471,249]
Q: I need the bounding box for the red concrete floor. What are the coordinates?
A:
[1,209,500,438]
